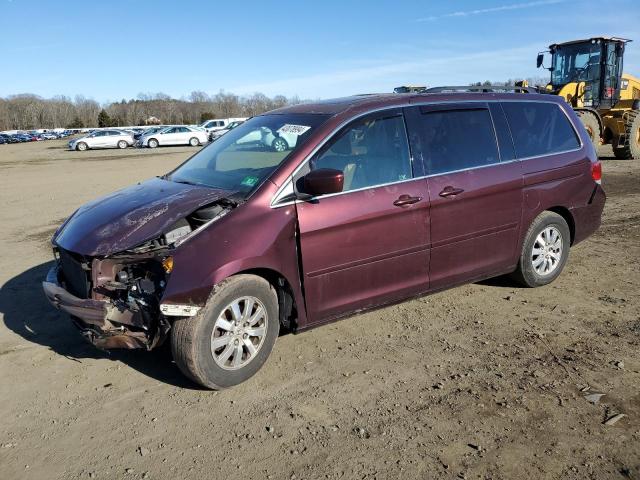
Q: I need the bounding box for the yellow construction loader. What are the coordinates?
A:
[535,37,640,159]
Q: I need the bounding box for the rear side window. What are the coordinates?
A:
[502,102,580,158]
[417,108,499,175]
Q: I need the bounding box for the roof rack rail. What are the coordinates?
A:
[425,85,539,94]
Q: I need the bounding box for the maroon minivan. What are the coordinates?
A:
[43,92,605,388]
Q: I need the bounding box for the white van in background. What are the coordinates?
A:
[199,117,247,133]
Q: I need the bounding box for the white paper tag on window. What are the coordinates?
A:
[277,124,311,136]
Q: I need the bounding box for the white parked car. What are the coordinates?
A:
[235,126,298,152]
[199,117,246,134]
[209,120,246,141]
[138,126,208,148]
[68,130,134,151]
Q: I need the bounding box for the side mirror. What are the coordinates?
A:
[301,168,344,197]
[536,53,544,69]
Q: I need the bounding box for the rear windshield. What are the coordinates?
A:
[167,113,330,196]
[501,102,580,158]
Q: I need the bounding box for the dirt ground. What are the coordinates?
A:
[0,139,638,480]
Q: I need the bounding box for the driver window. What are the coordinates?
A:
[310,114,412,192]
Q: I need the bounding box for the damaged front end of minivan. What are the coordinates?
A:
[43,177,239,350]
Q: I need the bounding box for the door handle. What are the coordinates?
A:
[439,186,465,198]
[393,194,422,207]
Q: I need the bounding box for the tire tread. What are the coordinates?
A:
[171,275,278,389]
[511,211,570,288]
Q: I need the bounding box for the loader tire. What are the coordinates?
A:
[612,111,640,160]
[576,110,601,147]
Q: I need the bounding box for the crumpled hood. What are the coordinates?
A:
[54,177,232,256]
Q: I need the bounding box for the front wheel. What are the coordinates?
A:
[147,138,159,148]
[76,142,88,151]
[117,140,128,149]
[511,211,570,287]
[189,137,199,147]
[171,275,279,389]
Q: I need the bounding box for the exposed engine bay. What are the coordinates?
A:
[45,198,238,350]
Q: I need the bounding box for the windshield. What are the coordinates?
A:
[551,41,601,87]
[167,113,330,196]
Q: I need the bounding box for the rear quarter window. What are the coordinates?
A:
[502,102,580,158]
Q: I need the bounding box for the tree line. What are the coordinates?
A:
[1,78,551,131]
[0,91,304,131]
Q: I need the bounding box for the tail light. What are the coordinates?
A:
[591,161,602,184]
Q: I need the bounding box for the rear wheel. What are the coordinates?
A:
[117,140,128,149]
[189,137,199,147]
[576,110,601,147]
[271,137,288,152]
[147,138,159,148]
[76,142,88,151]
[511,211,570,287]
[612,111,640,160]
[171,275,279,389]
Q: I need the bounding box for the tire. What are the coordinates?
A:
[271,137,288,152]
[612,111,640,160]
[576,111,601,147]
[147,138,159,148]
[76,142,88,151]
[171,275,279,389]
[511,211,571,288]
[117,140,128,149]
[189,137,199,147]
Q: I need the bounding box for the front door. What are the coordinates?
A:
[161,127,179,145]
[405,103,523,290]
[295,110,430,324]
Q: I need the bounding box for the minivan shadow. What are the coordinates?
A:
[0,261,203,389]
[475,275,521,288]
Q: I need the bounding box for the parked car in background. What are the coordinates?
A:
[14,133,35,142]
[199,117,246,134]
[68,129,134,151]
[234,124,297,152]
[0,134,18,143]
[138,126,208,148]
[40,132,59,140]
[134,126,165,141]
[209,120,246,141]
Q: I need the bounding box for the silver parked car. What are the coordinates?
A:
[68,130,134,151]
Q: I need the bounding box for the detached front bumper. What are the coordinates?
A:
[42,265,154,349]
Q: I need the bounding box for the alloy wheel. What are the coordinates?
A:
[210,296,268,370]
[531,226,563,276]
[273,138,287,152]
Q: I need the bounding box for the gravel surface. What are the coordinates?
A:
[0,140,638,479]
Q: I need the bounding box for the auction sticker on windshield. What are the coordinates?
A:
[277,124,311,135]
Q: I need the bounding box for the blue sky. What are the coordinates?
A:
[1,0,638,102]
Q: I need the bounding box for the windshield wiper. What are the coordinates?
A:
[171,178,201,187]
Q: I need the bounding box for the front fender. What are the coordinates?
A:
[159,195,309,327]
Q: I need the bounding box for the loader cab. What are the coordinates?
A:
[542,37,628,110]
